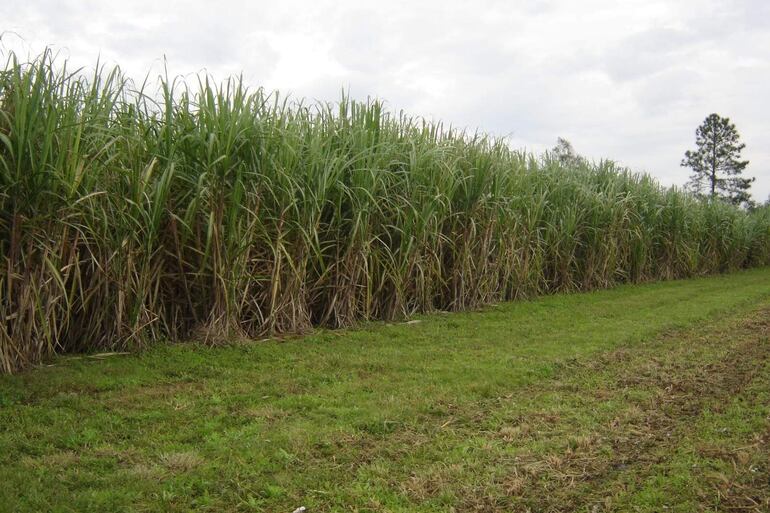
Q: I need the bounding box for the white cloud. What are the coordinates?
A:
[4,0,769,200]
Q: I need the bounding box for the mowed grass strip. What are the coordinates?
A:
[1,268,769,512]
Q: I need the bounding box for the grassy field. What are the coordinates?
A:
[1,268,769,512]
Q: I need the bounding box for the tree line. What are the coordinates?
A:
[553,114,766,209]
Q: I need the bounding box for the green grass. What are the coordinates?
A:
[2,268,769,512]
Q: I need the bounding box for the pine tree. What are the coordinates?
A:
[681,113,754,207]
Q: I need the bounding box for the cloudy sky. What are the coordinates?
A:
[5,0,770,200]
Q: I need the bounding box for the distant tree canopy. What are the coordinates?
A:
[551,137,585,167]
[681,113,754,207]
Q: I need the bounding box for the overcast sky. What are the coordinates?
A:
[5,0,770,200]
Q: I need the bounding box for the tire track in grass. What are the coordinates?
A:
[391,305,769,512]
[614,314,770,513]
[495,307,770,513]
[293,301,770,512]
[322,303,770,512]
